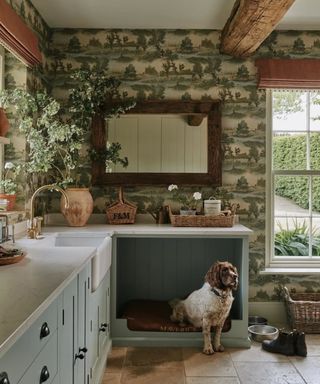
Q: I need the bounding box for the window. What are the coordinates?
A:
[267,89,320,269]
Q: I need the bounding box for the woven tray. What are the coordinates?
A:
[0,252,26,266]
[106,187,137,224]
[283,286,320,333]
[169,206,235,227]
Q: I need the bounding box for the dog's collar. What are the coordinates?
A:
[211,287,222,297]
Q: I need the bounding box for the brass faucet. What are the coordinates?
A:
[27,184,69,239]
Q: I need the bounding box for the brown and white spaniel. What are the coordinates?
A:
[170,261,238,355]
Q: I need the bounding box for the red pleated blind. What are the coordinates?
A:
[255,59,320,89]
[0,0,42,67]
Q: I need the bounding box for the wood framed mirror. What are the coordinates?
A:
[91,100,221,186]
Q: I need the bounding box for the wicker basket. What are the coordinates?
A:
[106,187,137,224]
[283,286,320,333]
[168,206,235,227]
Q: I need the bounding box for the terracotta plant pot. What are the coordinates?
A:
[0,194,16,211]
[60,188,93,227]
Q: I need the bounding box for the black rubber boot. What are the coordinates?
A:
[293,330,307,357]
[262,330,295,356]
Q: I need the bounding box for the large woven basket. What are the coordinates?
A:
[169,206,235,227]
[106,187,137,224]
[283,286,320,333]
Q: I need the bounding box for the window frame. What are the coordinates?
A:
[266,89,320,270]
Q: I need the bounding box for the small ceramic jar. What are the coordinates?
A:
[204,198,221,216]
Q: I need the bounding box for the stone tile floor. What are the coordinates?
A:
[102,334,320,384]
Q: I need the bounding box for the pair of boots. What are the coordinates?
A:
[262,329,307,357]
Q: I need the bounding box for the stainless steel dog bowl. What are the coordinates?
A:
[248,315,268,326]
[248,324,279,343]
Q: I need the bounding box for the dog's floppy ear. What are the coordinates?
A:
[205,262,223,289]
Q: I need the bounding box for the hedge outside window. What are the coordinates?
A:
[271,90,320,262]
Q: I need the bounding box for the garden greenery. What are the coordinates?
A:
[275,220,320,256]
[273,133,320,211]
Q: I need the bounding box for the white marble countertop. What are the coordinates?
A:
[41,223,253,237]
[0,245,96,358]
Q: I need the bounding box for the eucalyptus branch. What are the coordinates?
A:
[0,88,84,188]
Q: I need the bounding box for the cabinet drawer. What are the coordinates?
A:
[18,330,58,384]
[0,299,58,384]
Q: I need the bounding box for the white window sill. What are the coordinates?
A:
[261,268,320,275]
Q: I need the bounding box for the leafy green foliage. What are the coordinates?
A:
[0,89,83,188]
[273,92,303,119]
[69,66,136,173]
[273,133,320,211]
[0,162,21,194]
[69,66,136,130]
[275,220,320,256]
[89,142,128,172]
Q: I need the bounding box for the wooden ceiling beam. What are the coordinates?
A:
[220,0,295,58]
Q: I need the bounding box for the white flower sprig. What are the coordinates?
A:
[168,184,202,210]
[0,162,21,194]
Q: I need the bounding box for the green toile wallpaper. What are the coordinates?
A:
[3,0,320,301]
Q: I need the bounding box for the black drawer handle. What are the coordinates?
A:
[40,366,50,383]
[0,372,10,384]
[40,322,50,339]
[99,322,108,332]
[75,346,88,360]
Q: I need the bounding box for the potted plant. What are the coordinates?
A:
[168,184,202,215]
[0,88,91,225]
[0,161,21,210]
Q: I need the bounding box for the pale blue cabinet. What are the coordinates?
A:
[0,262,91,384]
[59,263,90,384]
[0,297,59,384]
[76,265,90,384]
[58,277,77,384]
[87,269,111,384]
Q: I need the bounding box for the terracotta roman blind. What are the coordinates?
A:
[0,0,42,67]
[255,59,320,89]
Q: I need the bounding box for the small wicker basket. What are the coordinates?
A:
[106,187,137,224]
[283,286,320,333]
[168,206,235,227]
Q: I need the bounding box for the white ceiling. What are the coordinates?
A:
[31,0,320,30]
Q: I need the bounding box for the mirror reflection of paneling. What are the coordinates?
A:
[107,114,207,173]
[91,100,221,186]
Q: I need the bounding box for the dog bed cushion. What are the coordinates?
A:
[121,299,231,332]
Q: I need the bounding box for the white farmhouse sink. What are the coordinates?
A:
[54,232,112,291]
[16,232,112,292]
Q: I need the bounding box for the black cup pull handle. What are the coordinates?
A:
[0,372,10,384]
[99,322,108,332]
[75,353,85,360]
[40,322,50,339]
[39,366,50,383]
[75,346,88,360]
